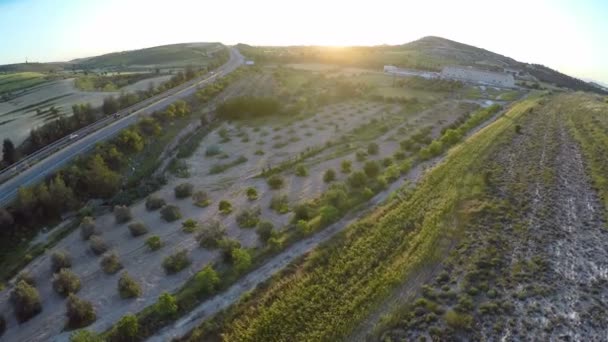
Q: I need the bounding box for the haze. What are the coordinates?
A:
[1,0,606,83]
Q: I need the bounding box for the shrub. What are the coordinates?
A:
[100,252,123,274]
[10,280,42,322]
[146,235,162,251]
[256,221,275,242]
[218,238,241,262]
[323,169,336,183]
[231,248,252,273]
[79,216,97,240]
[293,202,313,221]
[382,157,393,167]
[295,164,308,177]
[367,142,379,155]
[236,207,261,228]
[393,151,406,160]
[145,195,166,210]
[364,161,380,178]
[182,219,199,233]
[156,292,177,318]
[193,191,211,207]
[270,194,289,214]
[254,149,264,155]
[51,250,72,272]
[113,205,132,224]
[160,205,182,222]
[296,220,312,235]
[53,268,81,296]
[193,266,220,296]
[320,205,340,225]
[197,221,226,248]
[355,150,367,162]
[445,309,473,330]
[348,171,368,188]
[515,124,522,134]
[267,175,285,189]
[66,294,96,328]
[322,184,350,211]
[16,271,36,286]
[69,330,102,342]
[218,200,233,215]
[89,236,108,255]
[118,272,142,299]
[341,160,352,173]
[162,250,191,274]
[111,314,138,341]
[246,187,258,200]
[127,221,148,237]
[174,183,194,199]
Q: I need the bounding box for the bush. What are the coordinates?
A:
[341,160,352,173]
[295,164,308,177]
[348,171,368,188]
[355,150,367,162]
[218,200,233,215]
[156,292,177,318]
[174,183,194,198]
[146,235,162,251]
[118,272,142,299]
[382,157,393,167]
[51,250,72,272]
[193,191,211,207]
[182,219,199,233]
[128,221,148,237]
[100,252,123,274]
[89,236,108,255]
[160,205,182,222]
[16,271,36,286]
[162,250,191,274]
[231,248,252,273]
[10,280,42,322]
[445,309,473,330]
[256,221,275,242]
[236,207,261,228]
[113,205,132,224]
[66,294,96,328]
[367,142,379,155]
[69,330,102,342]
[270,194,289,214]
[53,268,81,296]
[267,175,285,189]
[246,187,258,201]
[296,220,312,235]
[80,216,97,240]
[320,205,340,225]
[393,151,406,160]
[145,195,166,210]
[363,161,380,178]
[323,169,336,183]
[218,238,241,262]
[111,314,138,341]
[193,266,220,296]
[197,221,226,248]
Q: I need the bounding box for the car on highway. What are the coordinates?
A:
[69,133,79,140]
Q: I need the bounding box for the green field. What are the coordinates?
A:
[0,72,48,94]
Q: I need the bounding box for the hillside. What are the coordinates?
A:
[74,42,225,68]
[239,36,607,94]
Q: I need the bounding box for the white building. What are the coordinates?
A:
[245,60,255,66]
[441,66,515,88]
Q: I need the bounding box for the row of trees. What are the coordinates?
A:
[216,96,281,120]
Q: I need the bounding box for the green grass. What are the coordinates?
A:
[0,72,47,94]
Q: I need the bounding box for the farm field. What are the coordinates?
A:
[0,72,50,95]
[0,64,512,341]
[0,75,172,147]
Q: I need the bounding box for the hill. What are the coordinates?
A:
[74,42,225,68]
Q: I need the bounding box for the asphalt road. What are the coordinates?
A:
[0,48,244,206]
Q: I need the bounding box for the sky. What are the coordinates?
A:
[1,0,607,84]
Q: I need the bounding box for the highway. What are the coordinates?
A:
[0,47,244,206]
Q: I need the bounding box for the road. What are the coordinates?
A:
[0,48,244,206]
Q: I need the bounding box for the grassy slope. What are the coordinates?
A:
[0,72,47,94]
[183,97,541,341]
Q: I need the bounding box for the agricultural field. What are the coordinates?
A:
[0,72,50,96]
[0,75,172,147]
[0,63,516,341]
